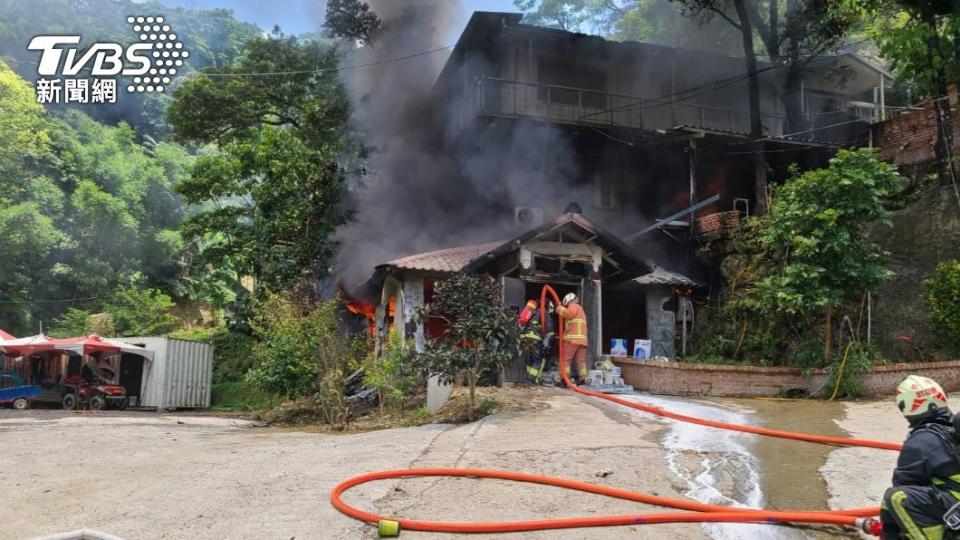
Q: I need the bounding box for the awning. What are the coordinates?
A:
[0,334,57,357]
[52,335,154,361]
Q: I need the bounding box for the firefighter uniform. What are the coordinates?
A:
[556,300,589,382]
[881,409,960,540]
[519,301,545,381]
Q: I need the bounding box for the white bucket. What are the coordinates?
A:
[587,370,603,386]
[603,371,614,385]
[611,366,621,378]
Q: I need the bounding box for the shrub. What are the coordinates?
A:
[246,293,365,429]
[924,260,960,355]
[823,343,880,399]
[413,273,519,412]
[363,329,417,413]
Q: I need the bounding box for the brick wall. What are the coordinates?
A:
[874,89,959,166]
[609,356,960,398]
[694,211,741,237]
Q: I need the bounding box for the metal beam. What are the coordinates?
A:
[624,193,721,241]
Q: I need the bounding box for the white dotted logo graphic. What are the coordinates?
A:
[125,16,189,93]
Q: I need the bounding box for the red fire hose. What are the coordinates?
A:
[330,284,896,537]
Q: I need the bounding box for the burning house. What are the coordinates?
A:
[343,10,891,382]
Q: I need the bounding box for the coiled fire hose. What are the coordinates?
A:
[331,285,897,537]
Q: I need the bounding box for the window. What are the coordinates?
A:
[594,172,618,210]
[537,57,607,108]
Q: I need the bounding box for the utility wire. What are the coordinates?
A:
[191,45,454,77]
[0,295,107,305]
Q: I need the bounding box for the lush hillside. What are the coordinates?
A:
[0,0,261,138]
[0,60,193,334]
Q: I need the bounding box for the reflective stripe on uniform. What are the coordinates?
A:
[565,318,587,341]
[890,489,933,540]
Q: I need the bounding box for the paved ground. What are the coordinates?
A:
[0,388,706,540]
[820,396,960,516]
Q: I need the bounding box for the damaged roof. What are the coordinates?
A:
[633,266,702,288]
[380,242,503,273]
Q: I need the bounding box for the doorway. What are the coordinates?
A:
[602,283,646,356]
[119,353,144,400]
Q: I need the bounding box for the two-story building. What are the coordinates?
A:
[361,11,890,380]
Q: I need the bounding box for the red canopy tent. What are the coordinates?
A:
[52,335,154,361]
[0,334,58,357]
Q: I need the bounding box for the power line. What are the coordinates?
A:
[192,45,454,77]
[0,295,107,305]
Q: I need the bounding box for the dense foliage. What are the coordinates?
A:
[246,293,365,427]
[0,0,261,138]
[169,35,356,293]
[925,260,960,355]
[693,149,902,366]
[414,274,519,411]
[0,61,191,334]
[363,329,417,413]
[49,286,178,338]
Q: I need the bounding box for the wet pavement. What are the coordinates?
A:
[622,393,858,539]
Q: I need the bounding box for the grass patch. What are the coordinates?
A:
[211,380,282,412]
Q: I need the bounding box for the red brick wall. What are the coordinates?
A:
[874,90,959,166]
[610,356,960,398]
[695,211,741,237]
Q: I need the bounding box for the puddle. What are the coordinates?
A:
[622,393,818,540]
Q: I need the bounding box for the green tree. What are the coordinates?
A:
[924,260,960,355]
[323,0,382,44]
[855,0,960,188]
[744,148,902,360]
[0,0,262,137]
[413,274,519,412]
[169,35,355,293]
[0,61,192,334]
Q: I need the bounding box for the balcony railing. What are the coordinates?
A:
[474,76,788,137]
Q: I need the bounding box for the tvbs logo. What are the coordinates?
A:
[28,16,189,104]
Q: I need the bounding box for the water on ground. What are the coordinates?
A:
[622,393,854,539]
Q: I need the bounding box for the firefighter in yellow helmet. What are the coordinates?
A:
[555,292,588,384]
[879,375,960,540]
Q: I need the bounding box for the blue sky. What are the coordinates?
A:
[163,0,520,36]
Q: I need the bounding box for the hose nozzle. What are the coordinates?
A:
[855,517,881,537]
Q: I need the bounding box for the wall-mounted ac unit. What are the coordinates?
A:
[514,206,544,228]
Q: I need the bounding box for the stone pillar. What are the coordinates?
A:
[645,287,676,359]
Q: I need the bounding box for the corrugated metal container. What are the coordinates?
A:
[116,337,213,410]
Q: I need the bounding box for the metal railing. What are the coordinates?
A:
[475,76,787,137]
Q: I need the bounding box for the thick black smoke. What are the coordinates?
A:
[333,1,581,287]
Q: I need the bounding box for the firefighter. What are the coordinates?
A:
[518,300,545,382]
[555,292,588,384]
[880,375,960,540]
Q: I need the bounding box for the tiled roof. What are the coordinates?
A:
[633,266,702,288]
[382,242,503,273]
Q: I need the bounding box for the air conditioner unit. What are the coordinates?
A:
[514,206,544,228]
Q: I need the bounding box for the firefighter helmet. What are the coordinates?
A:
[526,299,538,310]
[896,375,949,419]
[562,293,577,306]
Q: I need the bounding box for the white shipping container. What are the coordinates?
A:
[115,337,214,410]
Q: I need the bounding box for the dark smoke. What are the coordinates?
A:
[333,1,583,287]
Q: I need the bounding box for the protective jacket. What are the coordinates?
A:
[556,301,588,346]
[520,310,543,342]
[894,410,960,491]
[881,409,960,540]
